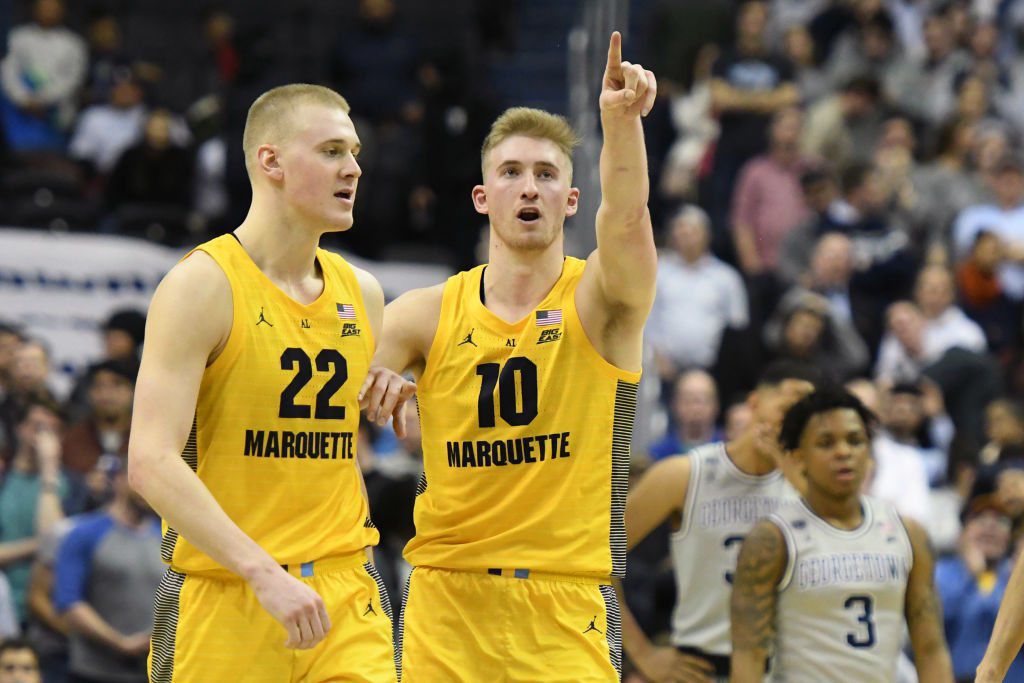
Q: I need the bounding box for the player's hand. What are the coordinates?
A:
[359,366,416,437]
[634,645,715,683]
[118,631,152,657]
[600,31,657,119]
[250,566,332,650]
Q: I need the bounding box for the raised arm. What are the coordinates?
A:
[902,517,954,682]
[619,455,715,681]
[594,31,658,308]
[730,520,787,683]
[127,253,329,650]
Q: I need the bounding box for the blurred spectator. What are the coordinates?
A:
[978,399,1024,473]
[105,109,195,244]
[1,340,56,455]
[779,168,850,282]
[914,264,987,353]
[68,71,146,176]
[329,0,419,125]
[0,324,24,408]
[956,231,1020,362]
[0,639,42,683]
[763,288,869,381]
[782,24,829,103]
[65,310,144,422]
[81,14,160,108]
[202,9,239,91]
[0,398,81,626]
[801,75,883,169]
[846,378,931,525]
[731,106,813,277]
[54,463,161,683]
[914,118,988,251]
[646,205,748,378]
[647,369,723,461]
[707,0,798,237]
[887,8,972,126]
[27,517,73,683]
[0,0,86,151]
[62,359,133,479]
[645,0,732,90]
[882,380,955,486]
[953,155,1024,302]
[875,298,984,383]
[723,399,753,442]
[824,8,905,96]
[936,494,1024,682]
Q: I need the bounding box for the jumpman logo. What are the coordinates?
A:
[256,307,273,327]
[582,617,602,635]
[458,328,477,347]
[363,601,376,617]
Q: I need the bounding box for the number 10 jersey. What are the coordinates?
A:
[406,258,640,579]
[161,234,379,573]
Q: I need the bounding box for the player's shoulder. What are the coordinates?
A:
[348,263,385,307]
[159,248,231,303]
[389,283,446,317]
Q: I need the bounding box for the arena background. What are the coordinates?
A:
[2,0,1024,681]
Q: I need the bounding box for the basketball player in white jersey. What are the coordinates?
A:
[620,361,818,682]
[730,388,953,682]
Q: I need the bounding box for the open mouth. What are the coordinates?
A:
[835,467,856,481]
[516,207,541,223]
[335,190,354,202]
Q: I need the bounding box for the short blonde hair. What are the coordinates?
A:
[480,107,581,178]
[242,83,350,176]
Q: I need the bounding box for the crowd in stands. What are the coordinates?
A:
[5,0,1024,680]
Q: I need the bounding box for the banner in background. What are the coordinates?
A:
[0,228,450,398]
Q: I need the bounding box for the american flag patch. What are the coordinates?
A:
[336,303,356,320]
[535,309,562,326]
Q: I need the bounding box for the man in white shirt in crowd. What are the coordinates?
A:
[647,204,748,382]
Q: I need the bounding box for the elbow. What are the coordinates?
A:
[126,449,151,497]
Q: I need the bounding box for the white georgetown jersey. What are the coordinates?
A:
[670,443,799,656]
[770,496,913,683]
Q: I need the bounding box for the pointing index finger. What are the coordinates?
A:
[607,31,622,71]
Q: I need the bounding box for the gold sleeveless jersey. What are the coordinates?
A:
[405,257,640,578]
[161,234,378,572]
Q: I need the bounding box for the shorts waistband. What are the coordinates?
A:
[423,566,609,585]
[173,549,369,581]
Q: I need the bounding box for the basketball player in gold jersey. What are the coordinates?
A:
[363,32,656,681]
[127,84,414,682]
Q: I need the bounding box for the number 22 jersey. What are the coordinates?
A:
[406,257,641,579]
[161,234,379,573]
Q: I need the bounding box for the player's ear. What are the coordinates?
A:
[565,187,580,217]
[257,144,283,182]
[472,185,489,215]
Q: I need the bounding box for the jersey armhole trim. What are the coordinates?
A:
[182,246,241,373]
[772,514,797,593]
[671,452,702,541]
[893,507,916,575]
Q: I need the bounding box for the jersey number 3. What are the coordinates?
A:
[278,348,348,419]
[476,358,539,428]
[844,595,876,648]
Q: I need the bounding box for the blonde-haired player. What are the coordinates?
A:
[128,84,413,682]
[362,32,657,681]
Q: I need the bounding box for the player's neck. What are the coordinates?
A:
[483,240,565,316]
[804,488,863,530]
[235,203,323,291]
[727,429,777,476]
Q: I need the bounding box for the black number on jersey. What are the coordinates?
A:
[475,357,539,428]
[278,348,349,420]
[722,535,745,585]
[843,595,876,648]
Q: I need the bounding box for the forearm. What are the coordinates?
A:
[730,650,769,682]
[29,590,68,635]
[599,113,649,219]
[733,223,763,273]
[35,481,64,536]
[914,645,954,682]
[129,450,278,581]
[65,603,129,652]
[613,579,654,661]
[0,538,39,566]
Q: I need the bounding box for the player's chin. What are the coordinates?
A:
[323,214,356,233]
